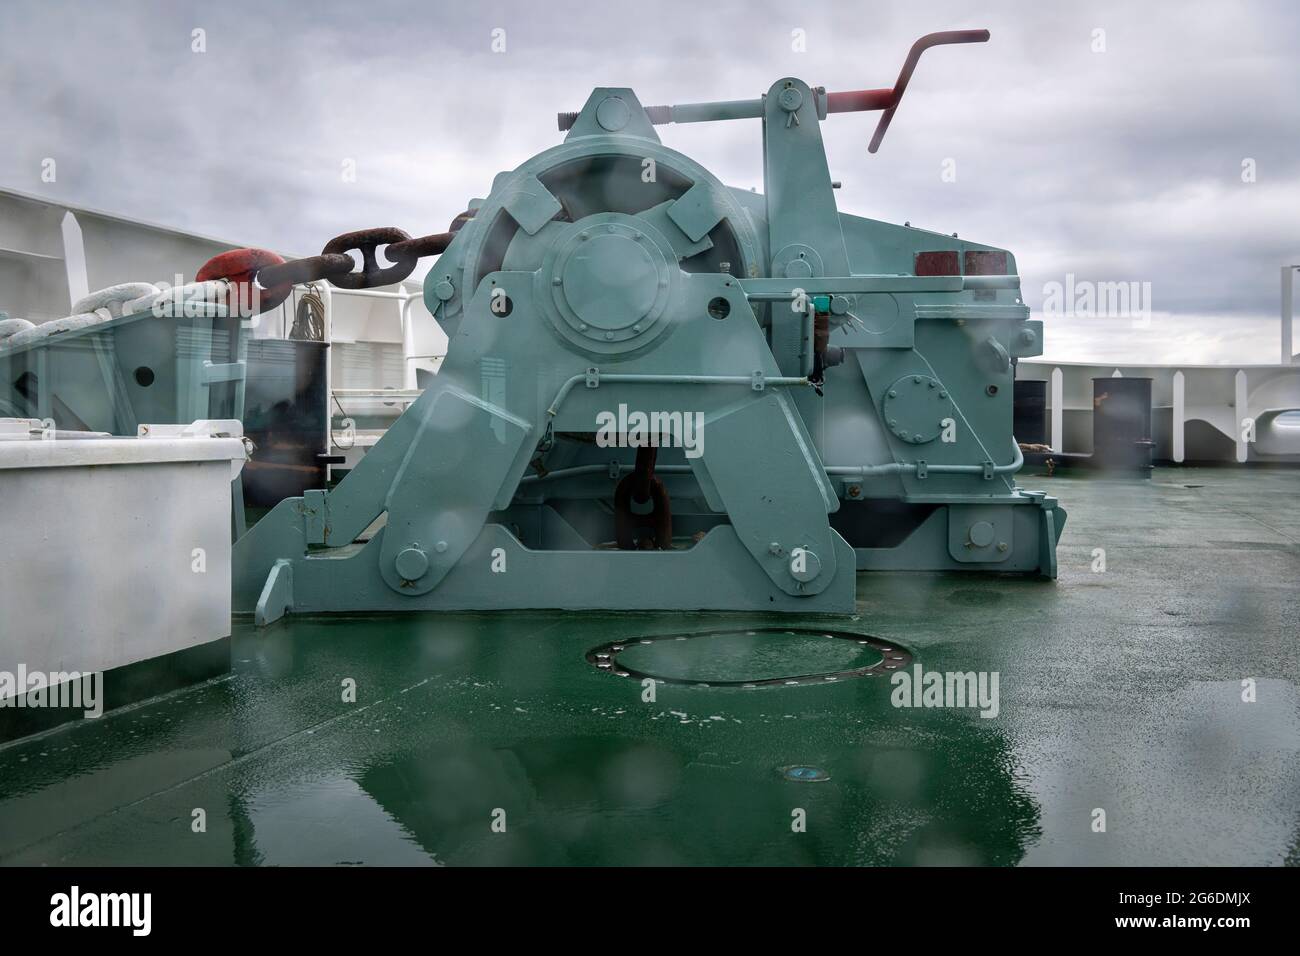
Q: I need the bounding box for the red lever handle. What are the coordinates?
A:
[825,29,990,152]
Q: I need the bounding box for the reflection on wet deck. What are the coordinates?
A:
[1,467,1297,866]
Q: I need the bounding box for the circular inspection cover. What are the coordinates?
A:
[544,215,676,351]
[585,628,911,688]
[562,233,660,330]
[882,373,952,445]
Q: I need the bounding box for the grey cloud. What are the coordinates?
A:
[2,0,1296,363]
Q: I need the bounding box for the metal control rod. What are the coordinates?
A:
[557,29,990,152]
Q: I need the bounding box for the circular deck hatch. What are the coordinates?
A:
[585,628,911,687]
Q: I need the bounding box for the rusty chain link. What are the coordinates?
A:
[247,210,474,299]
[255,253,354,290]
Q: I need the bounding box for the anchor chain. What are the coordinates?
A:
[614,446,674,550]
[195,210,474,316]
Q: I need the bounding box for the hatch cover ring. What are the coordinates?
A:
[585,627,912,688]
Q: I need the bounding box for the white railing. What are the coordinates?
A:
[1021,361,1300,462]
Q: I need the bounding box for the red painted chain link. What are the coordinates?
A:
[195,248,291,316]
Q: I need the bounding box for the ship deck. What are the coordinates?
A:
[2,466,1297,866]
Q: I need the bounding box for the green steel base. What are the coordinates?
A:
[249,525,860,622]
[1,467,1296,866]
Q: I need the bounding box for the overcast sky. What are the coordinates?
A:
[2,0,1297,364]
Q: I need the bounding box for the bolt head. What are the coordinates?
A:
[778,88,803,111]
[395,546,429,581]
[788,547,821,582]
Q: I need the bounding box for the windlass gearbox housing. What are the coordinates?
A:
[232,29,1066,623]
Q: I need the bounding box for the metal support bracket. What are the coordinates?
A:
[254,559,294,627]
[302,488,328,545]
[201,360,246,385]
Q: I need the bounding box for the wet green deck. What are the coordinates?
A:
[2,467,1297,866]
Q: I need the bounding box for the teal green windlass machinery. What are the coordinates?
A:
[232,29,1066,623]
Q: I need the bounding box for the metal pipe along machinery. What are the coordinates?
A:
[230,29,1067,623]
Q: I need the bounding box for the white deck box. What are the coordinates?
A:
[0,420,246,738]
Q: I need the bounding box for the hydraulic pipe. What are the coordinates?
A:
[518,444,1024,486]
[824,440,1023,478]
